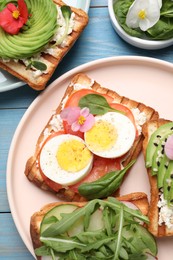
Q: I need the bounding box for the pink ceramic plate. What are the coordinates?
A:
[7,56,173,259]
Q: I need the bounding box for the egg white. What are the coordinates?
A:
[39,134,93,186]
[84,112,136,158]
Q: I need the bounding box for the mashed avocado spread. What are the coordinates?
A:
[0,0,58,59]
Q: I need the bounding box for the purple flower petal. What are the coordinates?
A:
[71,121,81,132]
[80,107,90,117]
[80,114,95,132]
[165,135,173,160]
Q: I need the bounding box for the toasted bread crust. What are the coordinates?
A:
[30,192,149,257]
[142,119,172,237]
[25,73,159,201]
[0,0,88,90]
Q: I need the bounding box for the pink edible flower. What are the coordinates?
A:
[60,107,95,132]
[0,0,29,35]
[165,135,173,160]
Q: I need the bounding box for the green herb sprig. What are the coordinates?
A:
[55,6,72,45]
[26,60,47,71]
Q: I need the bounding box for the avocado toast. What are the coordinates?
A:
[0,0,88,90]
[142,119,173,237]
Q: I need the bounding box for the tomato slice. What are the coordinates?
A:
[63,121,84,139]
[64,89,114,108]
[70,156,121,193]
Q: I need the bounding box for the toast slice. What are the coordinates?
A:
[25,73,159,202]
[30,192,151,259]
[142,119,173,237]
[0,0,88,90]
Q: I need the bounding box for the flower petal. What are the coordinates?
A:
[60,107,80,125]
[126,0,161,31]
[165,135,173,160]
[80,107,90,118]
[80,114,95,132]
[18,0,29,24]
[71,121,81,132]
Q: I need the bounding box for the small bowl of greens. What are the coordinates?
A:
[108,0,173,50]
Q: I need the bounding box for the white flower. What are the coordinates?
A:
[126,0,162,31]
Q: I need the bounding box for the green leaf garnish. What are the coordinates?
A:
[55,5,72,45]
[79,94,124,115]
[78,160,136,200]
[26,60,47,71]
[61,5,72,20]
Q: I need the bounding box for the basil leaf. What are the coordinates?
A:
[78,160,136,200]
[79,94,123,115]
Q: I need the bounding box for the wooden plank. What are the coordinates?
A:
[0,213,32,259]
[0,109,26,213]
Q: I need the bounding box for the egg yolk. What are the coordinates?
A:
[56,140,92,172]
[85,120,118,152]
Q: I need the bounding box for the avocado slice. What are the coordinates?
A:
[146,122,173,168]
[157,154,170,189]
[151,132,171,176]
[163,160,173,204]
[0,0,58,59]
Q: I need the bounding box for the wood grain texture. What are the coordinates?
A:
[1,0,173,258]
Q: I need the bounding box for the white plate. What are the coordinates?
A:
[0,0,90,93]
[7,56,173,259]
[108,0,173,50]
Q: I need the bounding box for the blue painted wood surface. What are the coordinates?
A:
[1,0,173,258]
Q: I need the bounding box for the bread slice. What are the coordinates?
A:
[142,119,173,237]
[0,0,88,90]
[25,73,159,202]
[30,192,149,256]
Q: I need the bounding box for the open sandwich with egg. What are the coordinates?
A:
[25,73,159,202]
[30,192,158,260]
[142,118,173,237]
[0,0,88,90]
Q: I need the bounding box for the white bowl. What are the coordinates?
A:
[108,0,173,50]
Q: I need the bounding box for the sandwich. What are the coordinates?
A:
[30,192,158,259]
[25,73,159,202]
[0,0,88,90]
[142,118,173,237]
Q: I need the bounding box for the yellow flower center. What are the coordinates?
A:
[138,10,146,20]
[78,115,86,125]
[12,10,20,19]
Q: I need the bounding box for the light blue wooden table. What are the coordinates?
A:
[1,0,173,259]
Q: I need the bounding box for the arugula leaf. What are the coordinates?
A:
[79,93,124,115]
[40,236,85,252]
[41,199,98,237]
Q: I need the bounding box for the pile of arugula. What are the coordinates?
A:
[35,198,157,260]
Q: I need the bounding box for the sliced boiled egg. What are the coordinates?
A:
[39,134,93,186]
[84,112,136,158]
